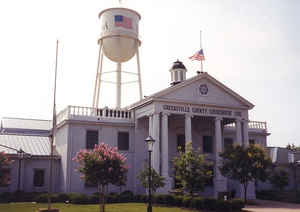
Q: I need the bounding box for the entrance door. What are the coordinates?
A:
[177,134,185,152]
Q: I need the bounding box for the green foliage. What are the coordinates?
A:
[203,198,217,211]
[172,142,213,196]
[0,191,245,211]
[73,143,128,212]
[137,164,165,193]
[219,144,272,203]
[269,168,289,191]
[0,151,13,186]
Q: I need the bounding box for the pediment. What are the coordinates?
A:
[152,73,254,109]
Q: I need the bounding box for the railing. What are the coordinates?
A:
[56,105,133,124]
[225,121,267,131]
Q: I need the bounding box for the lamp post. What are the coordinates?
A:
[17,148,25,191]
[145,136,155,212]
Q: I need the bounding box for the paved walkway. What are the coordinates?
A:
[244,200,300,212]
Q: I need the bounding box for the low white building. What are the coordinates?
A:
[0,61,269,199]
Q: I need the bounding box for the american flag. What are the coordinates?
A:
[189,49,205,61]
[114,15,132,29]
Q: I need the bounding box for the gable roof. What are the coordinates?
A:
[128,72,254,110]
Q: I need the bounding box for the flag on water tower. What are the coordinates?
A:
[114,15,132,29]
[189,49,205,61]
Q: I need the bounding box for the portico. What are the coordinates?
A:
[130,71,258,197]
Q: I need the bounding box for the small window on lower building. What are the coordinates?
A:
[86,130,99,149]
[0,169,10,187]
[33,169,45,187]
[203,136,213,153]
[118,132,129,151]
[249,139,255,145]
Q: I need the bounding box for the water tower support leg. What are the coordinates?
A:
[93,42,104,108]
[116,62,122,109]
[136,46,143,100]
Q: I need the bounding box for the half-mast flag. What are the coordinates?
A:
[114,15,132,29]
[189,49,205,61]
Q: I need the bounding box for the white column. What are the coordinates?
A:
[152,113,160,174]
[214,117,227,198]
[235,118,242,145]
[160,112,172,193]
[148,115,153,137]
[185,114,192,144]
[243,119,249,147]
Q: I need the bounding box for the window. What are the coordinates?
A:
[249,139,255,145]
[86,130,98,149]
[33,169,45,187]
[177,134,185,152]
[224,138,233,150]
[0,169,10,187]
[203,136,213,153]
[118,132,129,151]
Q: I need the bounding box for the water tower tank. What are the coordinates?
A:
[98,8,141,63]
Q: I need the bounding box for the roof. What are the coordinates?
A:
[128,72,255,110]
[0,134,52,156]
[170,60,186,70]
[1,117,51,135]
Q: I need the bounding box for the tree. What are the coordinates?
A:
[219,144,272,204]
[0,151,13,186]
[73,143,128,212]
[172,142,213,196]
[269,168,289,191]
[137,164,165,193]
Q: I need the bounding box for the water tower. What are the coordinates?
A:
[92,7,143,109]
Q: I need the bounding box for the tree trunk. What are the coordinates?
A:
[243,183,248,205]
[101,185,105,212]
[98,183,105,212]
[98,183,101,212]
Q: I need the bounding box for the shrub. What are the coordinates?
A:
[119,190,134,202]
[182,196,192,208]
[0,192,12,203]
[256,190,276,200]
[164,194,176,206]
[56,193,69,203]
[68,193,89,204]
[34,193,49,203]
[173,195,183,207]
[190,197,204,210]
[231,198,245,211]
[106,194,119,203]
[203,197,217,211]
[216,200,231,212]
[154,194,169,204]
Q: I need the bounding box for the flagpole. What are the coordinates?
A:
[48,40,59,211]
[200,30,203,72]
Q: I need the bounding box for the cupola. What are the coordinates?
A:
[169,60,187,86]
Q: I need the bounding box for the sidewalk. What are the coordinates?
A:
[244,200,300,212]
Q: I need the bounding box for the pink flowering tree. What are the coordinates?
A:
[0,151,13,186]
[73,143,128,212]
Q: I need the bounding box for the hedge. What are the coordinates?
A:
[0,191,244,211]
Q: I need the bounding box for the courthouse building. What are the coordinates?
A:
[0,61,269,198]
[0,6,270,199]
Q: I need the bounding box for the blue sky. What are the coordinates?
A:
[0,0,299,147]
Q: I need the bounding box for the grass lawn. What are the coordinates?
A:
[0,203,198,212]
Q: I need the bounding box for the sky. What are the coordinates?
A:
[0,0,299,147]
